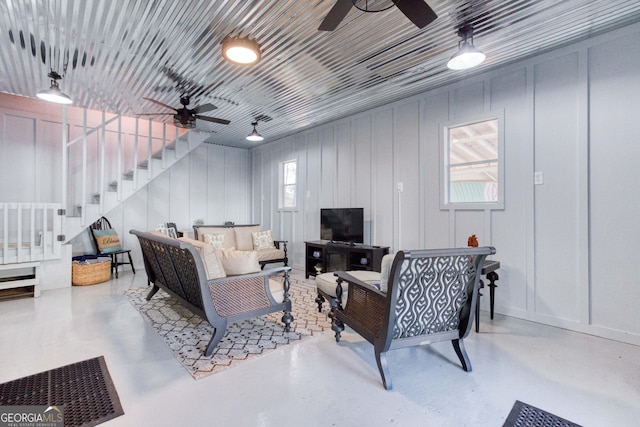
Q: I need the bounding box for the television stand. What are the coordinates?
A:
[305,240,389,279]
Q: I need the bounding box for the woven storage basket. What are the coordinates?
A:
[72,260,111,286]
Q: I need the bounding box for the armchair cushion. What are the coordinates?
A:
[215,248,261,276]
[92,228,123,254]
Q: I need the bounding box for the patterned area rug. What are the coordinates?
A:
[123,278,330,380]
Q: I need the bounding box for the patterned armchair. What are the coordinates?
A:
[331,246,496,390]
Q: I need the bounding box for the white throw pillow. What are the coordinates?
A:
[215,248,261,276]
[178,237,226,279]
[203,233,225,248]
[252,230,275,250]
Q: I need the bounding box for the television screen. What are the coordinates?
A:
[320,208,364,244]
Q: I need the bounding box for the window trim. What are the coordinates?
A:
[439,110,505,210]
[278,158,298,211]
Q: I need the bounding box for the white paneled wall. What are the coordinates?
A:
[250,22,640,345]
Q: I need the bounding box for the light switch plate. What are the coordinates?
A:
[534,171,544,185]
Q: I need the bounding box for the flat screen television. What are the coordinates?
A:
[320,208,364,244]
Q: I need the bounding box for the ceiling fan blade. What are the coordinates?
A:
[136,112,173,116]
[142,97,177,111]
[392,0,438,29]
[318,0,353,31]
[195,115,230,125]
[193,103,218,114]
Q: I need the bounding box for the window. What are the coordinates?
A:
[279,159,297,209]
[441,113,504,209]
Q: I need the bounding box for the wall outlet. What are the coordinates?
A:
[534,171,544,185]
[306,190,311,198]
[397,182,404,192]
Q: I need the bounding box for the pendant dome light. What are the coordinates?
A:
[37,71,73,104]
[447,25,486,71]
[246,121,264,142]
[37,1,73,104]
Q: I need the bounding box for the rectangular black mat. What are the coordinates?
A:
[503,400,582,427]
[0,356,124,427]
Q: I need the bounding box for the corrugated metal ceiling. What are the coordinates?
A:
[1,0,639,148]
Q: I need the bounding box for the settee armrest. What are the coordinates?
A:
[332,271,386,342]
[206,267,291,318]
[273,239,288,252]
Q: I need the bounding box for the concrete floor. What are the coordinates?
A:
[1,270,638,427]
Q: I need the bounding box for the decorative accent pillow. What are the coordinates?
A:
[215,248,260,276]
[92,229,122,254]
[179,237,226,279]
[203,233,225,248]
[252,230,275,250]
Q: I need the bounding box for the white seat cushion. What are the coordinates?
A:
[256,247,286,262]
[269,278,285,303]
[316,270,381,299]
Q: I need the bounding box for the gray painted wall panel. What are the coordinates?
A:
[396,101,421,250]
[589,35,640,335]
[489,69,530,314]
[320,128,336,209]
[533,53,581,321]
[422,92,450,249]
[372,109,394,248]
[354,116,373,244]
[189,145,208,225]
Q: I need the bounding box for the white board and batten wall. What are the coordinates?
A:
[250,22,640,346]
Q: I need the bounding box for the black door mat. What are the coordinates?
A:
[0,356,124,427]
[504,400,582,427]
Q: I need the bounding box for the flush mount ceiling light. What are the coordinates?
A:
[447,25,486,71]
[221,36,262,65]
[37,71,73,104]
[246,121,264,142]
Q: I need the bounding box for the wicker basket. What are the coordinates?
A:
[72,260,111,286]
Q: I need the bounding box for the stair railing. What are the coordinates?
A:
[0,202,62,264]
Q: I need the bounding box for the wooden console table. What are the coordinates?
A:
[305,240,389,278]
[475,260,500,333]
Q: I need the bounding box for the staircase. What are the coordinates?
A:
[63,115,209,244]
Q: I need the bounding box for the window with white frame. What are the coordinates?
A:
[441,114,504,209]
[279,159,297,209]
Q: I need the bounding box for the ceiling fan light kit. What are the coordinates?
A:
[246,121,264,142]
[37,71,73,104]
[319,0,437,31]
[139,96,230,129]
[447,25,486,70]
[221,36,262,65]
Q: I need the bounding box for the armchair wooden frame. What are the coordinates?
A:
[331,246,495,390]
